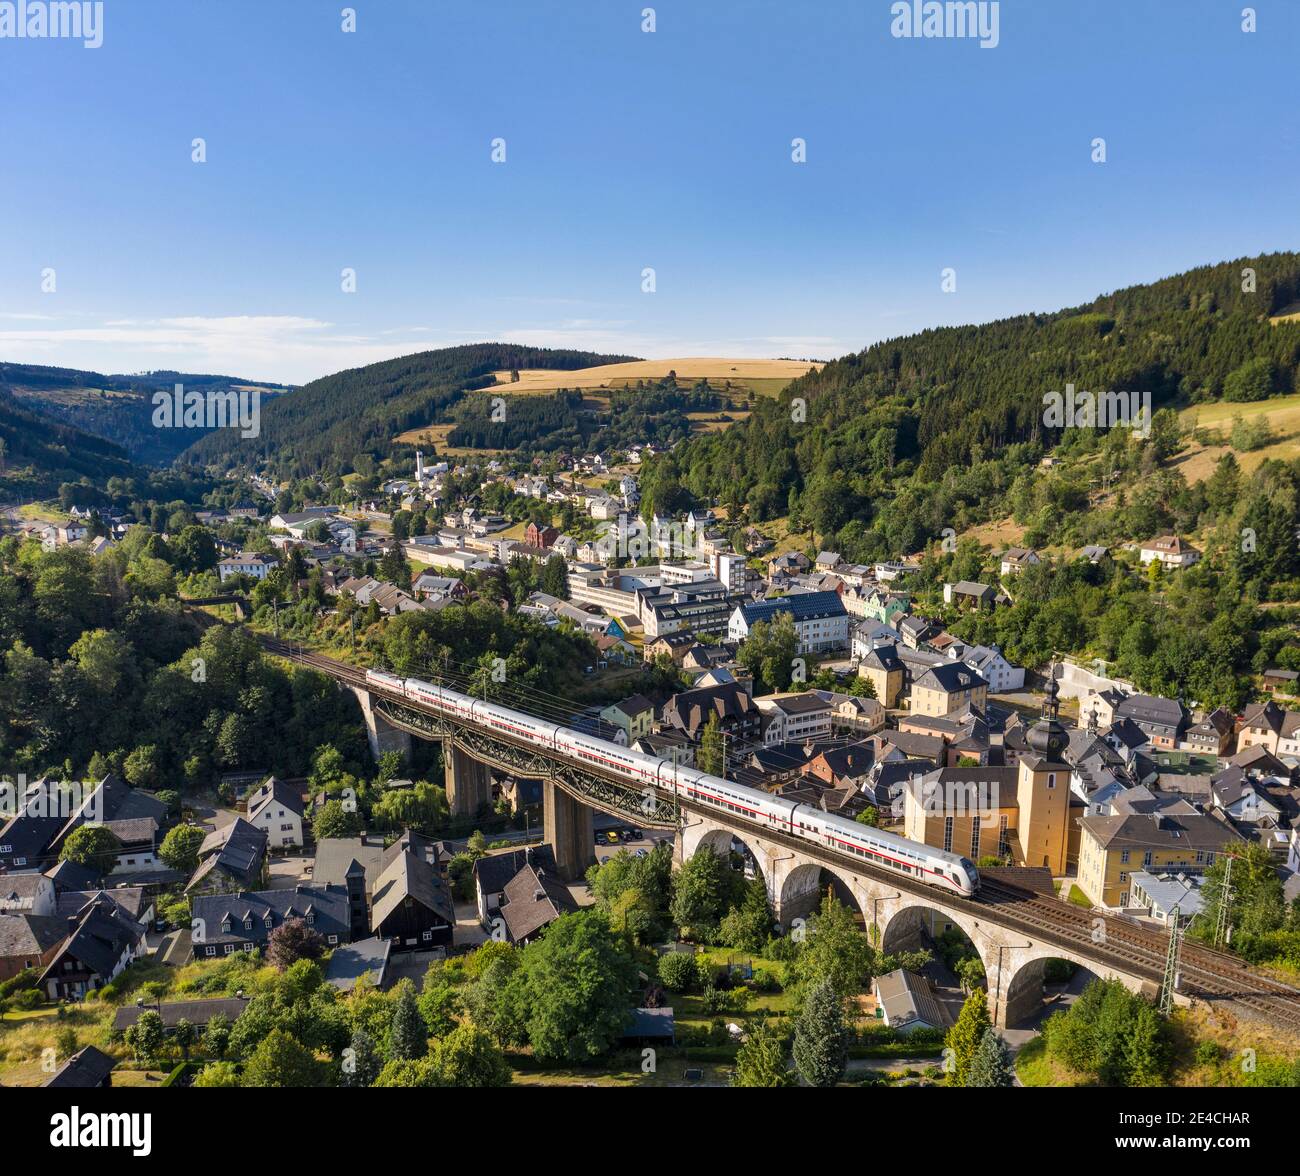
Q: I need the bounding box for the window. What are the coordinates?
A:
[998,815,1009,858]
[242,943,255,952]
[1143,850,1153,867]
[1047,773,1056,789]
[423,929,433,941]
[13,857,25,867]
[223,944,234,954]
[970,820,980,859]
[205,946,217,957]
[327,935,338,945]
[243,918,252,930]
[943,816,953,853]
[1120,850,1130,864]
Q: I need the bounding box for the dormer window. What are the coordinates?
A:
[264,914,273,928]
[221,919,232,933]
[243,917,252,930]
[305,913,315,925]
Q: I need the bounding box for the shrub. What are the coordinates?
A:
[1194,1040,1222,1066]
[657,951,697,992]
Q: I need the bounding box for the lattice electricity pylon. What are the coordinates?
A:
[1159,904,1183,1016]
[1213,854,1233,949]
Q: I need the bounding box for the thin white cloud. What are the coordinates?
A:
[0,312,858,384]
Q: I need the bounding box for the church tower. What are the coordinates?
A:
[1014,670,1073,874]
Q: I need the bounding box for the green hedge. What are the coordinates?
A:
[160,1062,198,1088]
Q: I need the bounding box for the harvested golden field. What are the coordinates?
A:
[394,421,507,455]
[484,356,820,397]
[394,356,807,449]
[1175,393,1300,483]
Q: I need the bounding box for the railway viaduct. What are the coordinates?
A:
[254,642,1298,1033]
[351,679,1156,1027]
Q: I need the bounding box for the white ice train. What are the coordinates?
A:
[365,669,980,897]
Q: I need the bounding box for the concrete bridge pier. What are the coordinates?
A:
[445,743,493,818]
[353,688,412,762]
[544,779,595,881]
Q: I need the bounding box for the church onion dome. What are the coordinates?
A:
[1027,674,1069,759]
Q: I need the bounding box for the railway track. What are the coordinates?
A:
[973,877,1300,1028]
[254,631,1300,1028]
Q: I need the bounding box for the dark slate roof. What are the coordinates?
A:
[0,873,49,911]
[45,859,103,891]
[811,742,876,781]
[247,776,304,822]
[914,662,988,694]
[56,887,149,923]
[324,936,392,991]
[878,729,946,760]
[112,996,250,1032]
[188,818,267,891]
[51,775,167,851]
[661,682,755,737]
[919,767,1018,813]
[474,844,557,898]
[370,848,455,930]
[1080,810,1244,851]
[41,900,144,982]
[101,817,159,845]
[1106,717,1150,750]
[190,884,350,948]
[874,968,951,1030]
[606,693,654,719]
[0,912,67,958]
[860,644,904,672]
[379,829,445,874]
[736,590,846,626]
[43,1045,117,1088]
[1115,694,1190,732]
[0,779,69,861]
[499,864,579,942]
[314,835,387,891]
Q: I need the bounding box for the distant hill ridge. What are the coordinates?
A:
[177,342,640,478]
[1,362,289,467]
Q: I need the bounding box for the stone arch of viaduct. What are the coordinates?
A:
[679,813,1157,1028]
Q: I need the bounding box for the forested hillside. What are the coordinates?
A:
[648,252,1300,560]
[0,389,142,498]
[1,363,287,466]
[445,377,723,454]
[179,343,639,479]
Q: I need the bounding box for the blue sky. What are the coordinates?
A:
[1,0,1297,384]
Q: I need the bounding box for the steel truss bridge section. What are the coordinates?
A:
[374,698,680,828]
